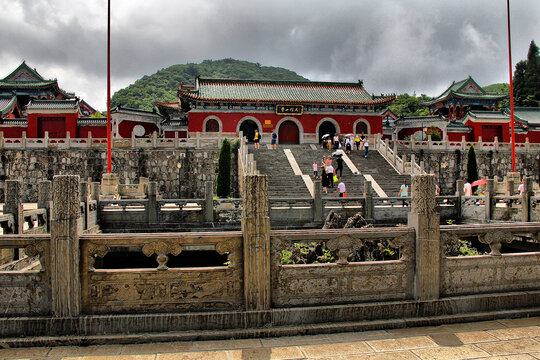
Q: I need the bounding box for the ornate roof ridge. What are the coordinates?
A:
[196,77,366,88]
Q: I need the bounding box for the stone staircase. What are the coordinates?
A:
[250,145,311,198]
[348,150,412,197]
[289,146,365,198]
[249,144,411,199]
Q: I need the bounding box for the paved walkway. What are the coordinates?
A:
[2,317,540,359]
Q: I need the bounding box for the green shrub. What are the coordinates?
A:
[216,138,231,197]
[466,145,479,184]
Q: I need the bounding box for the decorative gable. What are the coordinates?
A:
[2,62,44,82]
[461,82,482,94]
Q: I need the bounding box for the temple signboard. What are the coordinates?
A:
[276,105,303,116]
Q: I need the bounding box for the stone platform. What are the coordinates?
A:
[1,317,539,359]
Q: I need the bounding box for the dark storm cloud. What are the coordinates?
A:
[0,0,538,109]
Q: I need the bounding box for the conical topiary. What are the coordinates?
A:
[216,138,231,198]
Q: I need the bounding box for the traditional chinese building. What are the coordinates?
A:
[422,76,508,120]
[178,77,395,143]
[0,61,105,138]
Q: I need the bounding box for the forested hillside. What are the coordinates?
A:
[111,58,308,111]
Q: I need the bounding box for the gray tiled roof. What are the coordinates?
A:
[180,77,395,105]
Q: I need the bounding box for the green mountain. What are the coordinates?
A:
[483,83,510,94]
[111,58,309,111]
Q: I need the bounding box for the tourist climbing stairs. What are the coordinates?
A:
[249,144,410,199]
[288,145,366,198]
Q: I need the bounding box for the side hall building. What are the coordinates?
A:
[178,77,395,144]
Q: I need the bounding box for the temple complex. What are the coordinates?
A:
[178,77,395,143]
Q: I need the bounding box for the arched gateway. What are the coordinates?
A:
[319,121,337,143]
[239,120,259,142]
[278,120,299,144]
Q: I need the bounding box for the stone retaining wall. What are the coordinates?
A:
[0,148,240,202]
[402,149,540,195]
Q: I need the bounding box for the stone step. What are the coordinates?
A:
[3,306,539,347]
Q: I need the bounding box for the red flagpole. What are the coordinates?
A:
[507,0,516,172]
[106,0,112,173]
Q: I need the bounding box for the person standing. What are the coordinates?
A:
[254,130,260,149]
[362,136,369,158]
[312,161,318,179]
[354,135,361,151]
[335,178,346,197]
[464,181,472,196]
[326,164,335,188]
[336,156,344,178]
[398,183,409,206]
[333,134,340,150]
[345,137,352,154]
[321,163,329,194]
[271,130,277,149]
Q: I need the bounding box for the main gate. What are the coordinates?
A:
[278,120,300,144]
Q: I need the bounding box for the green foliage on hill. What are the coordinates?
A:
[483,83,510,94]
[388,93,430,117]
[111,59,308,111]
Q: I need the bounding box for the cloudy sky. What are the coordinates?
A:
[1,0,538,111]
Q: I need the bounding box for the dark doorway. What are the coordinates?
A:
[38,117,66,138]
[481,125,503,143]
[239,120,259,142]
[355,121,368,135]
[205,118,219,132]
[319,121,336,143]
[279,120,300,144]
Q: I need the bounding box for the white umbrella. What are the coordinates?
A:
[322,134,330,139]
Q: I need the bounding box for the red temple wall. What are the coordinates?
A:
[0,126,27,138]
[188,111,383,135]
[76,126,107,138]
[118,120,159,138]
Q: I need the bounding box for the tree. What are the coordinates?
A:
[513,40,540,107]
[466,145,479,184]
[216,138,231,198]
[389,93,430,117]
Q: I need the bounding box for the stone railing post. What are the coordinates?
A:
[408,174,440,301]
[148,181,158,224]
[4,180,23,234]
[506,179,514,196]
[131,130,136,148]
[393,141,398,163]
[363,181,373,220]
[21,131,27,149]
[152,131,158,148]
[410,154,416,174]
[485,179,494,222]
[80,181,90,231]
[91,181,101,223]
[456,179,463,219]
[522,177,533,222]
[174,132,179,148]
[50,175,81,317]
[461,136,466,151]
[242,174,271,310]
[205,181,214,223]
[313,180,323,222]
[38,180,52,232]
[87,131,92,148]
